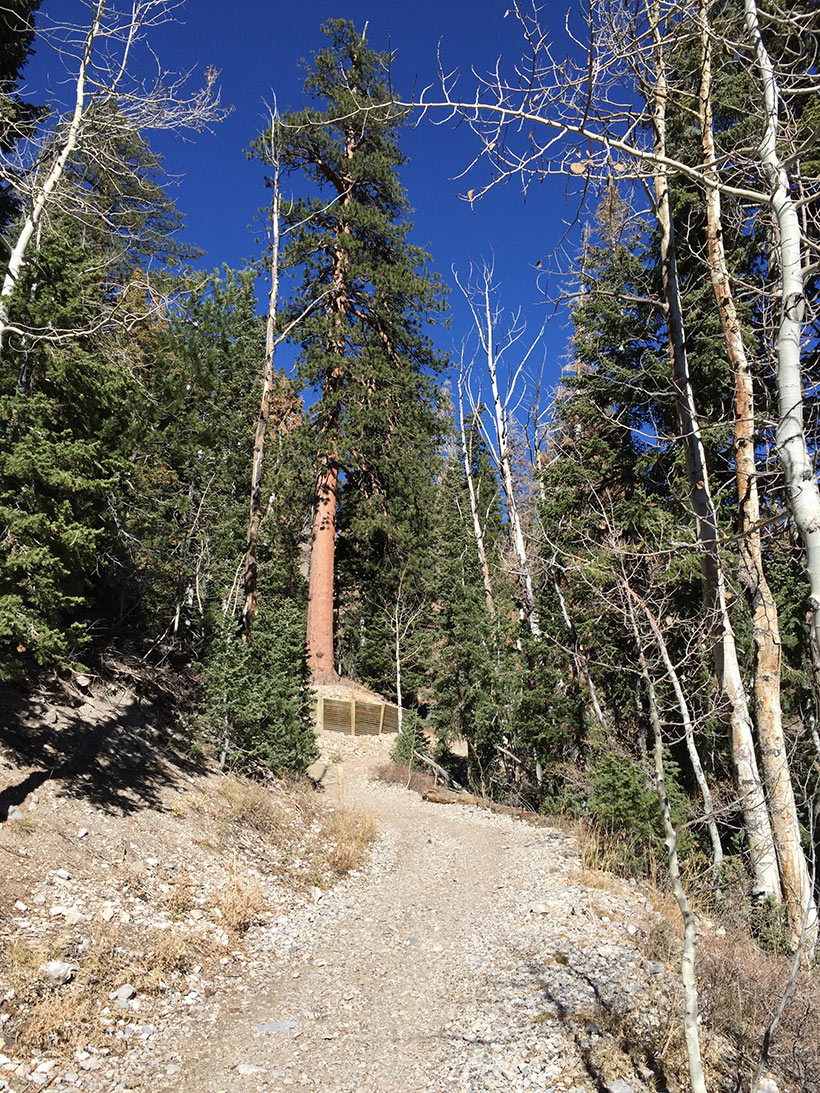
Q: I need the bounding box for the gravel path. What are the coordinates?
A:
[115,733,674,1093]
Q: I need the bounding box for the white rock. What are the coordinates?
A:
[77,828,88,839]
[236,1063,266,1075]
[41,960,75,986]
[53,869,70,881]
[109,985,137,1002]
[13,901,27,913]
[528,903,549,914]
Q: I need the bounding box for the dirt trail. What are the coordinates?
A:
[133,733,666,1093]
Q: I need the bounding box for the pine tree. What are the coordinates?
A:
[255,19,446,685]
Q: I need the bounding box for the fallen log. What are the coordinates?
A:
[421,785,550,826]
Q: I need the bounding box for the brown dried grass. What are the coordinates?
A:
[322,808,377,876]
[374,760,436,796]
[696,927,820,1090]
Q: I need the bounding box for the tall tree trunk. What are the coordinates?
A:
[479,274,541,636]
[241,118,281,642]
[457,367,496,619]
[650,3,780,898]
[699,6,816,949]
[743,1,820,711]
[304,130,355,682]
[307,463,339,683]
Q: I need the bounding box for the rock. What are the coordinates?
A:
[44,708,59,725]
[110,984,137,1002]
[74,674,91,690]
[77,828,89,838]
[235,1062,266,1075]
[605,1081,635,1093]
[528,902,549,914]
[255,1020,297,1034]
[63,907,89,926]
[757,1078,780,1093]
[101,904,115,922]
[145,857,159,868]
[53,868,71,880]
[13,901,27,913]
[41,960,76,986]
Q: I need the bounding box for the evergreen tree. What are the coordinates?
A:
[255,19,446,686]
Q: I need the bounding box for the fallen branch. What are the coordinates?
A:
[412,750,464,791]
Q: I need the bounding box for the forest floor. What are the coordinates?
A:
[0,673,720,1093]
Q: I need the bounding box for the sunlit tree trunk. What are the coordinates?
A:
[457,366,496,619]
[650,2,780,898]
[241,119,281,642]
[699,4,815,949]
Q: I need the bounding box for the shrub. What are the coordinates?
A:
[202,596,317,774]
[390,709,428,769]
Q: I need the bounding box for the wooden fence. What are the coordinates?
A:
[314,695,400,736]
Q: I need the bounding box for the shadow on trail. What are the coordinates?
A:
[0,680,205,818]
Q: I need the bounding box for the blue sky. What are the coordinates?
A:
[28,0,590,394]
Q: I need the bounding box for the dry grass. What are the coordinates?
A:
[215,872,264,932]
[374,760,436,796]
[215,772,376,888]
[322,808,377,876]
[18,992,97,1054]
[696,927,820,1090]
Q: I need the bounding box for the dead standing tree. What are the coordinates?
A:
[455,263,543,638]
[0,0,224,351]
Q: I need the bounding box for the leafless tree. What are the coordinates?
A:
[0,0,225,349]
[455,262,544,637]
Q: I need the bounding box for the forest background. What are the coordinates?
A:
[2,0,820,1003]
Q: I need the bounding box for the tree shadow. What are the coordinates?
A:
[0,682,206,818]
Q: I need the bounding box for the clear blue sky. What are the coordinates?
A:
[30,1,589,393]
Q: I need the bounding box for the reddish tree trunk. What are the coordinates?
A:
[306,463,339,682]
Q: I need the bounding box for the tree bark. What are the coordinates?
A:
[699,5,816,949]
[241,119,281,642]
[306,463,339,683]
[650,3,780,898]
[743,3,820,707]
[304,128,355,682]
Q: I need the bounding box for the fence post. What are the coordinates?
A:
[350,698,356,736]
[378,702,385,736]
[317,694,324,732]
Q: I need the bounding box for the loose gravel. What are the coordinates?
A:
[93,732,679,1093]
